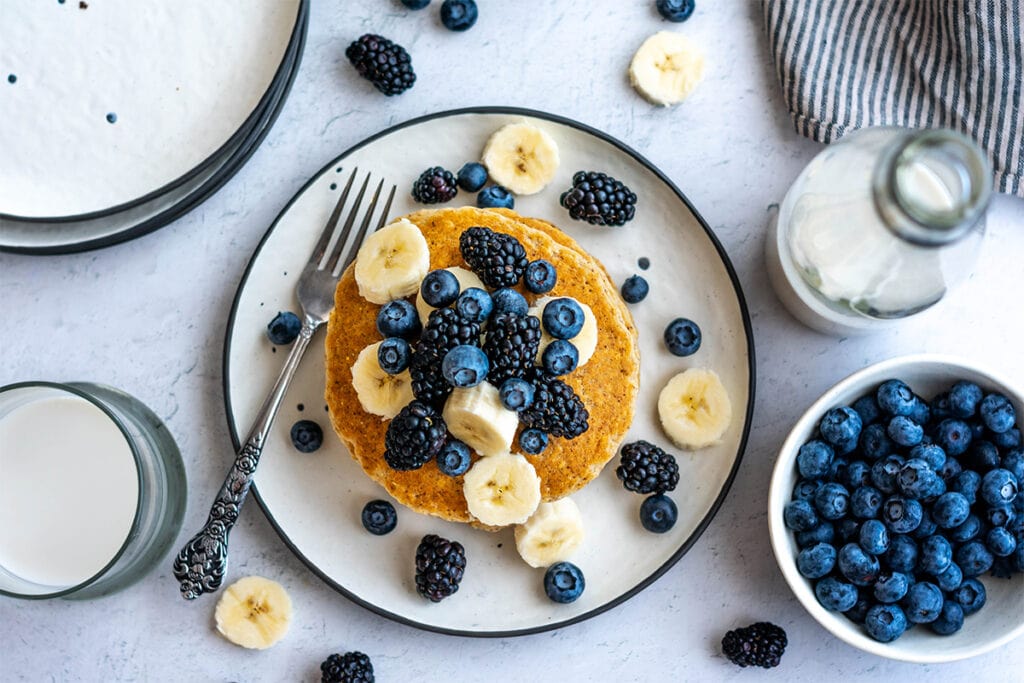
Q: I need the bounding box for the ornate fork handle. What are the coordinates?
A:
[173,321,316,599]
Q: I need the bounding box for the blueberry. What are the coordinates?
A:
[845,460,872,490]
[882,496,923,534]
[908,396,931,426]
[844,596,872,624]
[491,287,528,316]
[902,581,943,623]
[783,499,819,532]
[837,518,861,543]
[829,457,849,483]
[953,578,987,614]
[813,482,850,520]
[934,561,964,592]
[859,519,890,555]
[655,0,695,22]
[871,455,905,494]
[290,419,323,453]
[931,492,970,528]
[663,318,702,356]
[979,393,1016,433]
[797,542,837,579]
[519,428,549,455]
[436,439,471,476]
[955,540,994,577]
[541,340,579,376]
[949,381,984,418]
[859,423,893,461]
[456,162,487,191]
[377,337,411,374]
[837,542,881,586]
[885,535,919,573]
[440,0,478,31]
[980,468,1018,506]
[543,561,585,604]
[852,395,881,425]
[986,526,1017,556]
[455,287,493,323]
[542,298,585,339]
[421,269,460,308]
[911,509,938,540]
[815,577,859,612]
[948,514,983,543]
[985,504,1015,528]
[376,299,421,339]
[864,604,909,642]
[361,499,397,535]
[499,378,535,411]
[620,275,650,304]
[935,419,973,456]
[992,427,1022,450]
[400,0,430,8]
[640,493,678,533]
[887,415,923,447]
[441,345,489,387]
[266,311,302,345]
[796,522,836,548]
[896,459,945,501]
[792,479,822,501]
[936,455,962,482]
[851,485,883,519]
[930,391,954,422]
[524,260,557,294]
[873,572,910,603]
[797,440,834,480]
[919,535,953,575]
[477,185,514,209]
[877,379,915,416]
[930,600,965,636]
[818,406,862,455]
[910,443,946,472]
[1001,449,1024,483]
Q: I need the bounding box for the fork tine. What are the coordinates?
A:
[376,185,397,231]
[308,168,358,268]
[319,172,371,272]
[331,178,385,275]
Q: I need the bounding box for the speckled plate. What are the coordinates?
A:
[0,0,302,221]
[223,107,755,636]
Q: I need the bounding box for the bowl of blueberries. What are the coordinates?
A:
[768,354,1024,663]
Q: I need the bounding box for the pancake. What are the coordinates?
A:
[324,207,640,524]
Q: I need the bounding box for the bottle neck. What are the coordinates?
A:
[872,129,991,247]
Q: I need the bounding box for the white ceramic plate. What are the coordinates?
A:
[223,108,755,636]
[0,0,302,220]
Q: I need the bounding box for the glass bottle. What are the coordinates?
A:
[766,127,991,335]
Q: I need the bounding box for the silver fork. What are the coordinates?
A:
[173,169,396,600]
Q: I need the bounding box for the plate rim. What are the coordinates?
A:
[0,0,308,226]
[222,105,757,638]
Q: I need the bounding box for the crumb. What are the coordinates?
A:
[79,1,88,8]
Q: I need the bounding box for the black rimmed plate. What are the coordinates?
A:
[223,107,755,636]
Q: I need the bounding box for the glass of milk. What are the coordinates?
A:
[0,382,186,599]
[766,127,991,335]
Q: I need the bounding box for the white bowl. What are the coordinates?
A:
[768,354,1024,663]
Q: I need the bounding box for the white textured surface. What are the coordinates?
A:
[1,1,1022,681]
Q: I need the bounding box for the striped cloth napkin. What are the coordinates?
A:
[763,0,1023,197]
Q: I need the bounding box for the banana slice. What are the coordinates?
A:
[416,266,486,325]
[629,31,705,107]
[481,122,560,195]
[529,296,598,368]
[351,341,414,419]
[463,452,542,526]
[514,498,585,568]
[214,576,293,650]
[354,218,430,305]
[658,368,732,449]
[443,382,519,456]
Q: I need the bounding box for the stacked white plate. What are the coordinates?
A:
[0,0,308,254]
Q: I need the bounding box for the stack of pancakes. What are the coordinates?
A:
[325,206,640,524]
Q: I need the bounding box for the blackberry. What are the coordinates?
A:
[421,308,481,354]
[721,622,788,669]
[411,166,458,204]
[459,226,529,288]
[345,34,416,96]
[321,651,374,683]
[409,342,451,410]
[414,534,467,602]
[483,313,542,384]
[383,401,447,471]
[520,368,589,439]
[559,171,637,227]
[616,440,680,494]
